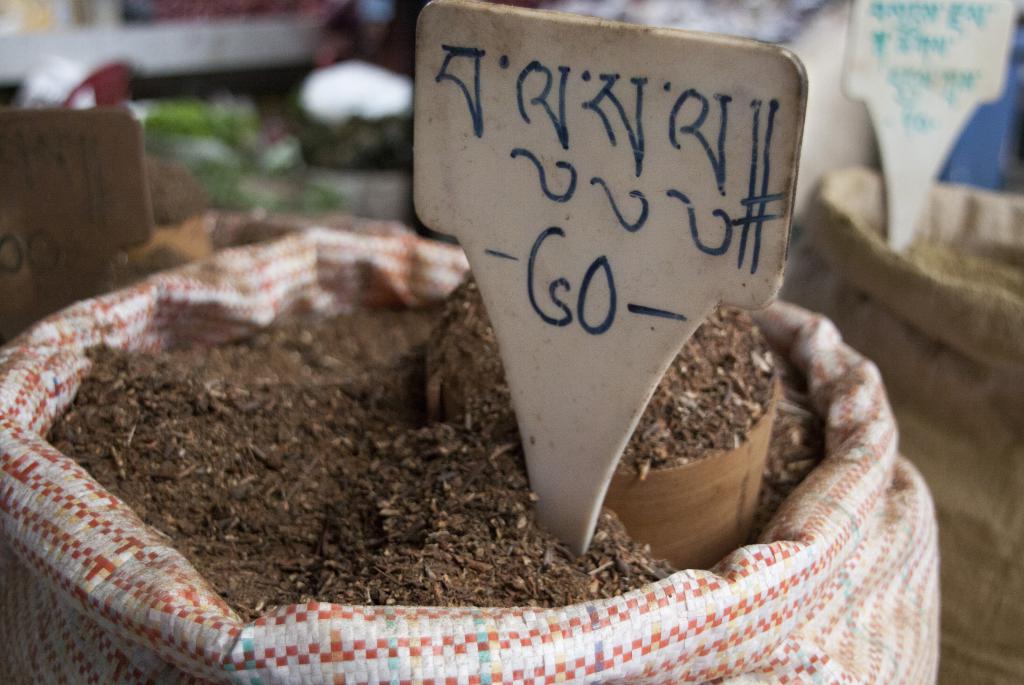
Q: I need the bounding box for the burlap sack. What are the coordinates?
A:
[0,227,937,683]
[814,167,1024,369]
[791,168,1024,684]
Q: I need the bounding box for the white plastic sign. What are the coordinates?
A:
[415,0,807,553]
[844,0,1014,251]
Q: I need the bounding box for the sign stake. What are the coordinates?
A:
[415,0,807,553]
[844,0,1014,251]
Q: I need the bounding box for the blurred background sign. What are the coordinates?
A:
[0,108,153,338]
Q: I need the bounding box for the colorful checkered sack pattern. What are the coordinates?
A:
[0,228,938,684]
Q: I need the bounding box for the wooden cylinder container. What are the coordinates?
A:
[603,380,780,570]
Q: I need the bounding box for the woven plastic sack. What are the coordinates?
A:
[0,227,938,684]
[789,168,1024,684]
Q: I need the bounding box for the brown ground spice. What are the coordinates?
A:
[750,355,825,540]
[427,279,778,472]
[50,304,822,622]
[51,309,673,621]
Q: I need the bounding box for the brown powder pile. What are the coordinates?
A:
[426,278,778,472]
[50,299,822,621]
[51,309,673,621]
[750,355,826,539]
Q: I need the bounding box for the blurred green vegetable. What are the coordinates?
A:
[143,99,259,148]
[284,90,412,171]
[295,114,412,171]
[141,98,346,214]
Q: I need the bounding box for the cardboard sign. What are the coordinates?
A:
[415,0,807,553]
[844,0,1014,251]
[0,108,153,339]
